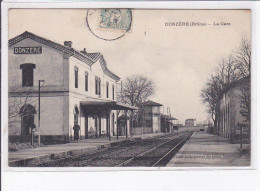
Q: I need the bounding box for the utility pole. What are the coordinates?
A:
[125,110,128,139]
[239,123,243,149]
[38,80,45,145]
[117,110,119,140]
[108,109,111,141]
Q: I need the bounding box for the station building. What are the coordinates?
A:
[185,119,196,127]
[161,114,176,133]
[8,31,135,144]
[217,76,250,143]
[139,100,162,133]
[136,100,176,134]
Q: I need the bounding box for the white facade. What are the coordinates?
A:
[152,106,161,133]
[8,31,122,143]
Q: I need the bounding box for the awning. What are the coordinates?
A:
[114,102,138,110]
[80,98,137,110]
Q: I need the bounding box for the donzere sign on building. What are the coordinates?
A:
[14,46,42,54]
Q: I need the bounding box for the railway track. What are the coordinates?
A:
[37,131,193,167]
[117,132,192,167]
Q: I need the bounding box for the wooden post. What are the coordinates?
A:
[117,110,119,140]
[125,110,128,139]
[38,80,41,145]
[131,110,133,137]
[21,116,23,142]
[240,123,243,149]
[108,109,111,141]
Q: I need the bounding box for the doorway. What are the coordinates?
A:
[22,115,34,135]
[19,104,36,136]
[85,114,88,139]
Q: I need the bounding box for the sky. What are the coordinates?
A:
[9,9,251,123]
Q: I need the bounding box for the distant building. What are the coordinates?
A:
[139,100,162,133]
[161,114,177,132]
[185,119,196,127]
[218,76,250,143]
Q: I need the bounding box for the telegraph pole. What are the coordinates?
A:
[38,80,45,145]
[117,111,119,140]
[108,109,111,141]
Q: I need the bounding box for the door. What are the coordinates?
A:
[85,114,88,139]
[22,115,34,135]
[106,115,109,136]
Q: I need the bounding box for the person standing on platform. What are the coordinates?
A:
[73,122,80,141]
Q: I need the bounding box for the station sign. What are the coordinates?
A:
[14,47,42,54]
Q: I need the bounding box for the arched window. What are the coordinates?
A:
[85,72,88,92]
[95,76,101,95]
[106,82,109,98]
[112,84,115,100]
[19,104,36,135]
[20,64,36,87]
[74,67,78,88]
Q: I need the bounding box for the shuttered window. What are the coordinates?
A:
[75,67,78,88]
[85,72,88,91]
[106,82,109,98]
[20,64,36,87]
[95,77,101,95]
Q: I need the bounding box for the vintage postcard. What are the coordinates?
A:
[4,7,252,168]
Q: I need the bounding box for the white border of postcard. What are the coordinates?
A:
[1,1,258,172]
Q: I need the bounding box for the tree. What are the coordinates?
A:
[201,74,222,134]
[235,36,251,78]
[8,85,38,137]
[237,82,250,122]
[201,56,239,134]
[235,37,251,123]
[117,75,156,127]
[118,75,156,106]
[201,36,251,135]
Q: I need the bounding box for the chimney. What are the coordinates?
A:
[80,48,87,54]
[64,41,72,47]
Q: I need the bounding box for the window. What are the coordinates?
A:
[106,82,109,98]
[85,72,88,91]
[95,77,101,95]
[112,84,115,100]
[20,64,36,87]
[74,67,78,88]
[146,120,151,127]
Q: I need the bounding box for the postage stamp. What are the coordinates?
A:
[99,9,132,30]
[87,9,132,41]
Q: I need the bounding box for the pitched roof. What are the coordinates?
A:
[80,49,101,62]
[222,75,250,94]
[9,31,120,81]
[185,119,196,121]
[142,100,163,106]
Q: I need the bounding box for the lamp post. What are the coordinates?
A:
[38,80,45,145]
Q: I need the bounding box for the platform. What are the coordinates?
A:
[166,131,251,167]
[8,133,165,167]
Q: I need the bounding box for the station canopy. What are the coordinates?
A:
[80,98,137,110]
